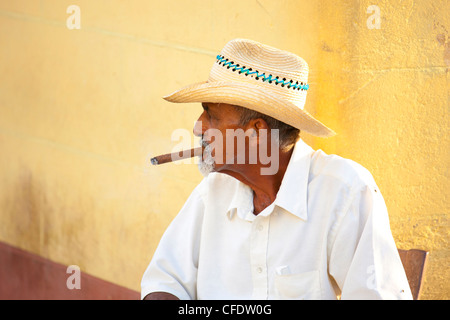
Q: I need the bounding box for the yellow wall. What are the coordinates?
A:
[0,0,448,299]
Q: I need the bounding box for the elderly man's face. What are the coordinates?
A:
[193,102,246,175]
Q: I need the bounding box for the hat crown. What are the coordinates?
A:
[208,39,309,109]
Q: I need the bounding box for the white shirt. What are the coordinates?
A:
[141,140,412,300]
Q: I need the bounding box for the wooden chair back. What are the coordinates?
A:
[398,249,428,300]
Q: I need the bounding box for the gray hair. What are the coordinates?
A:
[233,105,300,152]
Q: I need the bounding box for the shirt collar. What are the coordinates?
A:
[226,139,313,221]
[273,139,313,221]
[226,180,254,221]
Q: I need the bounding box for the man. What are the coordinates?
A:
[141,39,412,300]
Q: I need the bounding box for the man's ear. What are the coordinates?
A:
[247,118,269,137]
[244,118,270,156]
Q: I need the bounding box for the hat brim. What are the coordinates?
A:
[163,81,336,138]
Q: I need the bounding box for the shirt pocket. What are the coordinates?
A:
[274,270,322,300]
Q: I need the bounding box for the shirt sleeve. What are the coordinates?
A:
[328,182,413,300]
[140,179,206,300]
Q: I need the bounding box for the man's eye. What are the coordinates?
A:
[206,111,215,120]
[210,114,220,121]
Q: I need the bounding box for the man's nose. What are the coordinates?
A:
[193,118,205,137]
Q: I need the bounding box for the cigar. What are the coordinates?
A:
[151,147,203,165]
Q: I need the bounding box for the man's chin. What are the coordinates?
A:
[198,160,215,177]
[198,141,217,177]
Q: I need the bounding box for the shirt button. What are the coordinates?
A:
[256,267,263,273]
[257,224,263,231]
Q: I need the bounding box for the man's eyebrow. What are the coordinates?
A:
[201,103,210,112]
[201,103,221,119]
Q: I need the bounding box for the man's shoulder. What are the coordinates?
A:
[309,149,377,190]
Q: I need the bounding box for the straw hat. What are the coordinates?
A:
[163,38,336,138]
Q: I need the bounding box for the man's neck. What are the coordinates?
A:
[219,147,294,215]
